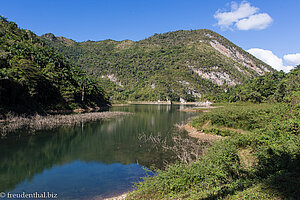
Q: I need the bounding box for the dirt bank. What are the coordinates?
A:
[184,124,221,141]
[103,193,127,200]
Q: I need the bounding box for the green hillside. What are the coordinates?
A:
[42,30,274,102]
[214,66,300,103]
[0,17,109,115]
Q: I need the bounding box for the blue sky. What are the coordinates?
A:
[1,0,299,71]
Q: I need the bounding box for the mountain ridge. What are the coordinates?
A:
[41,29,275,102]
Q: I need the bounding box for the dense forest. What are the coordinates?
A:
[0,17,109,116]
[215,66,300,103]
[41,30,274,102]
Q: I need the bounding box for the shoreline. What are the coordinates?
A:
[101,123,222,200]
[111,101,212,106]
[0,111,130,136]
[46,105,111,115]
[90,192,127,200]
[180,105,223,112]
[103,193,127,200]
[1,103,218,199]
[180,106,215,112]
[184,123,222,141]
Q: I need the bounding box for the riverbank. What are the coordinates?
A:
[111,101,212,106]
[103,193,127,200]
[127,103,300,199]
[48,106,108,114]
[184,124,221,141]
[0,111,130,136]
[180,106,219,112]
[90,192,127,200]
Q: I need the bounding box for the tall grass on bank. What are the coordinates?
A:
[128,103,299,199]
[0,111,130,136]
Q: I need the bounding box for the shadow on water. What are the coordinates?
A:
[0,104,195,199]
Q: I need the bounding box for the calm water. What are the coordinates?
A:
[0,105,195,199]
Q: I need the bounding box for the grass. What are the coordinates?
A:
[127,102,300,199]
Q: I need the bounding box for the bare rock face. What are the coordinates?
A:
[209,40,269,75]
[188,65,238,86]
[41,29,275,101]
[101,74,124,87]
[175,30,274,88]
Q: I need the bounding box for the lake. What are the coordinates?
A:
[0,104,196,199]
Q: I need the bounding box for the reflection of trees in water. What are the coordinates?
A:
[0,105,195,192]
[101,117,125,134]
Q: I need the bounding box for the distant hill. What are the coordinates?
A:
[0,17,109,115]
[41,29,274,102]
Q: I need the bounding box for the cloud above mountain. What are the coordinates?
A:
[247,48,298,72]
[214,1,273,30]
[283,53,300,66]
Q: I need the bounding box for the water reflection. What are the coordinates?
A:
[10,161,150,200]
[0,105,195,198]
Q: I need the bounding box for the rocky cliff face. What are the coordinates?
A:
[41,29,274,101]
[41,33,75,46]
[209,39,270,76]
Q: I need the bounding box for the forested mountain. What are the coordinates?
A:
[42,29,274,102]
[215,66,300,103]
[0,17,109,115]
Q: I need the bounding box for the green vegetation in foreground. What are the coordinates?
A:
[0,16,109,116]
[41,29,273,102]
[129,102,299,199]
[128,68,299,199]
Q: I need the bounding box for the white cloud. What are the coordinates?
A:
[214,1,273,31]
[247,48,294,73]
[214,2,258,29]
[236,13,273,30]
[283,53,300,66]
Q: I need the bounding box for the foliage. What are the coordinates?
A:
[191,103,274,131]
[129,64,300,199]
[41,30,273,102]
[0,16,109,115]
[214,66,300,103]
[128,100,299,199]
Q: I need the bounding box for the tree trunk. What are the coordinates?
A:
[82,86,85,102]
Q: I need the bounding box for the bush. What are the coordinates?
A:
[129,102,300,199]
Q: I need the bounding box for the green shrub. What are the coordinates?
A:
[129,102,300,199]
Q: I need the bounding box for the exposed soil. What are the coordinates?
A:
[184,124,222,141]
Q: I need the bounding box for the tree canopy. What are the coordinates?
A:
[0,16,109,115]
